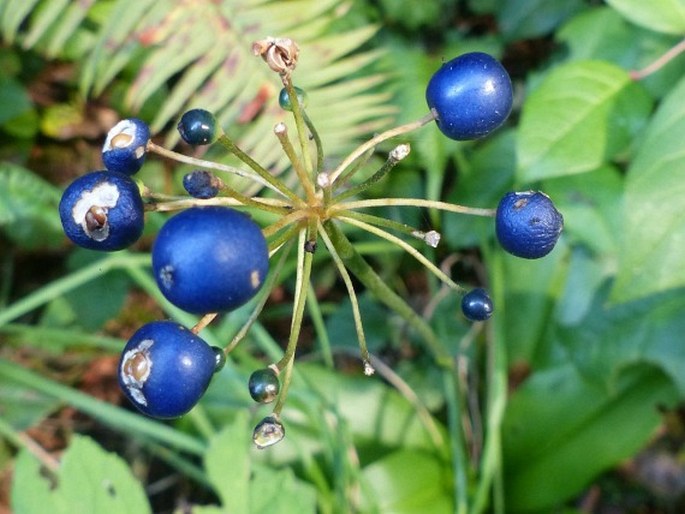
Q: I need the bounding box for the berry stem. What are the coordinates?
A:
[302,110,324,174]
[215,133,304,205]
[324,221,452,367]
[283,79,315,176]
[338,215,467,295]
[274,122,317,203]
[317,221,373,374]
[191,312,218,334]
[333,198,495,217]
[336,209,438,246]
[630,37,685,80]
[326,111,436,185]
[146,141,278,194]
[262,210,308,238]
[333,144,409,202]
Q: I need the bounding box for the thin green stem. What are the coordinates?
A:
[274,122,316,202]
[327,111,435,184]
[0,417,60,472]
[215,133,303,205]
[306,285,334,369]
[267,223,301,254]
[317,222,372,374]
[224,240,293,356]
[273,225,315,415]
[334,145,408,202]
[0,253,150,329]
[334,146,375,190]
[334,209,438,246]
[324,221,451,367]
[333,198,495,217]
[303,110,324,174]
[147,141,277,194]
[262,209,307,238]
[338,215,467,295]
[630,37,685,80]
[444,369,470,514]
[284,80,315,176]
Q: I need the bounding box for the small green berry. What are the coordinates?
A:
[177,109,218,145]
[248,368,280,403]
[278,86,307,112]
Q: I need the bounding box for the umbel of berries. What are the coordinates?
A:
[118,321,219,419]
[102,118,150,175]
[152,206,269,314]
[426,52,513,140]
[496,191,564,259]
[59,170,144,251]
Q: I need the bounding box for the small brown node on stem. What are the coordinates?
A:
[252,37,300,78]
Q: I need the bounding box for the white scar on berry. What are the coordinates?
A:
[72,182,120,241]
[120,339,154,406]
[103,119,145,155]
[250,270,261,289]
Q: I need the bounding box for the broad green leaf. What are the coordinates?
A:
[250,466,317,514]
[503,364,676,512]
[204,413,251,514]
[0,75,33,125]
[361,450,452,513]
[0,162,63,249]
[612,75,685,303]
[0,380,58,430]
[517,60,652,181]
[12,435,151,514]
[605,0,685,34]
[557,284,685,395]
[497,0,584,40]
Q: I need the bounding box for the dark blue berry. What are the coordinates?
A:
[177,109,218,145]
[59,170,144,251]
[152,206,269,314]
[248,368,280,403]
[278,86,307,111]
[461,288,493,321]
[182,170,221,199]
[102,118,150,175]
[496,191,564,259]
[118,321,218,419]
[426,52,513,140]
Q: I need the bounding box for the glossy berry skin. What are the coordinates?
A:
[278,86,307,111]
[59,170,144,251]
[461,288,493,321]
[248,368,280,403]
[102,118,150,175]
[183,170,221,199]
[426,52,513,140]
[177,109,218,145]
[152,206,269,314]
[118,321,217,419]
[496,191,564,259]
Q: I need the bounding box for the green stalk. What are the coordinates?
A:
[302,110,324,174]
[306,285,334,369]
[444,369,470,514]
[283,80,315,176]
[274,122,316,202]
[323,220,451,367]
[333,146,407,202]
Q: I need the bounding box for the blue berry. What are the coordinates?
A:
[152,206,269,314]
[496,191,564,259]
[118,321,218,419]
[177,109,218,145]
[182,170,221,199]
[248,368,280,403]
[102,118,150,175]
[461,288,493,321]
[59,170,144,251]
[278,86,307,111]
[425,52,513,140]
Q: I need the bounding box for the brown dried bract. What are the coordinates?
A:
[252,37,300,78]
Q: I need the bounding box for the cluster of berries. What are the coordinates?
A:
[58,44,563,447]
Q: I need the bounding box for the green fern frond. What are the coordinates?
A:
[3,0,395,181]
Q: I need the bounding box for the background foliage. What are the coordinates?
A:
[2,0,685,513]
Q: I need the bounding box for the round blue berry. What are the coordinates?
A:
[102,118,150,175]
[152,206,269,314]
[177,109,218,145]
[426,52,513,140]
[118,321,218,419]
[248,368,280,404]
[278,86,307,111]
[59,170,144,251]
[461,288,493,321]
[182,170,221,199]
[495,191,564,259]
